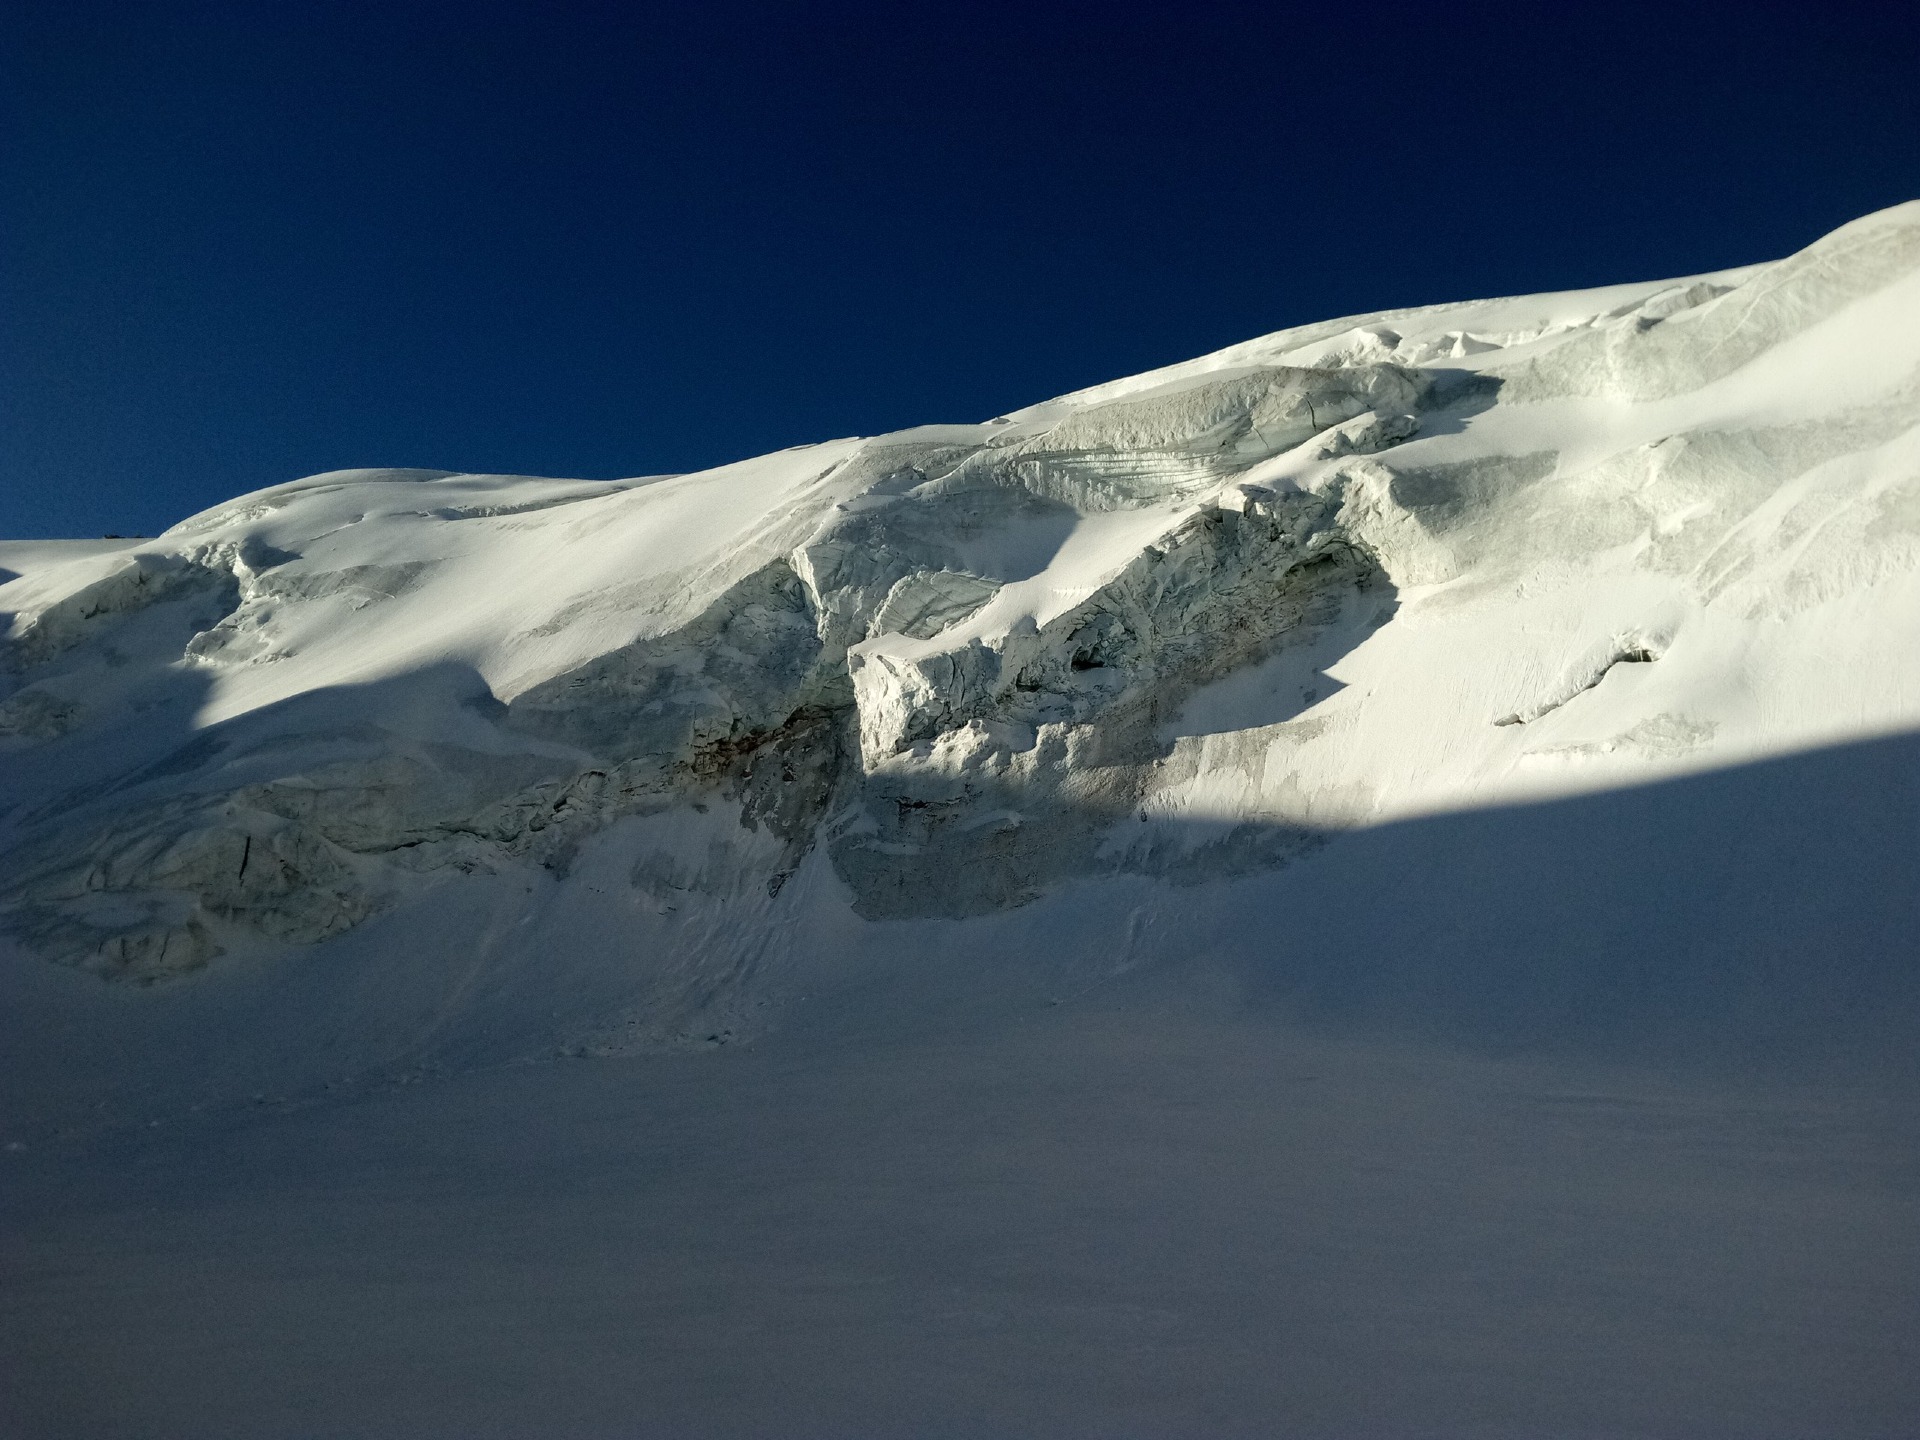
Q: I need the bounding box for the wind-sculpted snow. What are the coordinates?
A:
[4,203,1920,983]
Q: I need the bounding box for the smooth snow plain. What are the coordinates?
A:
[4,204,1920,1438]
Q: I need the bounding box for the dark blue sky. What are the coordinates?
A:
[5,1,1917,538]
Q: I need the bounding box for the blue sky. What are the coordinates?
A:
[4,0,1917,537]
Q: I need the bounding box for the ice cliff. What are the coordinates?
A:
[5,202,1920,981]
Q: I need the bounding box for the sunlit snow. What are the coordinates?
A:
[4,203,1919,1438]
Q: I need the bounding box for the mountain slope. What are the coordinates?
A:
[4,202,1920,1440]
[4,202,1918,991]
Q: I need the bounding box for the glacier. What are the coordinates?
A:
[7,204,1919,980]
[4,203,1919,1437]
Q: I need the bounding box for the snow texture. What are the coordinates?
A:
[10,207,1920,973]
[5,203,1920,1438]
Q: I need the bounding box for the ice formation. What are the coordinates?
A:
[4,202,1920,983]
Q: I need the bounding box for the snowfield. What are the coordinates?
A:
[4,204,1920,1437]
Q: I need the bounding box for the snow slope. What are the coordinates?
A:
[4,203,1920,1437]
[6,202,1920,981]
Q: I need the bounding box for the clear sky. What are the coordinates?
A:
[4,0,1917,538]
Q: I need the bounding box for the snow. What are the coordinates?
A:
[5,202,1920,1436]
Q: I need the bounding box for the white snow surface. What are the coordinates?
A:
[5,203,1920,1438]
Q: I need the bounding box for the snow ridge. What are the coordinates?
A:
[4,202,1920,981]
